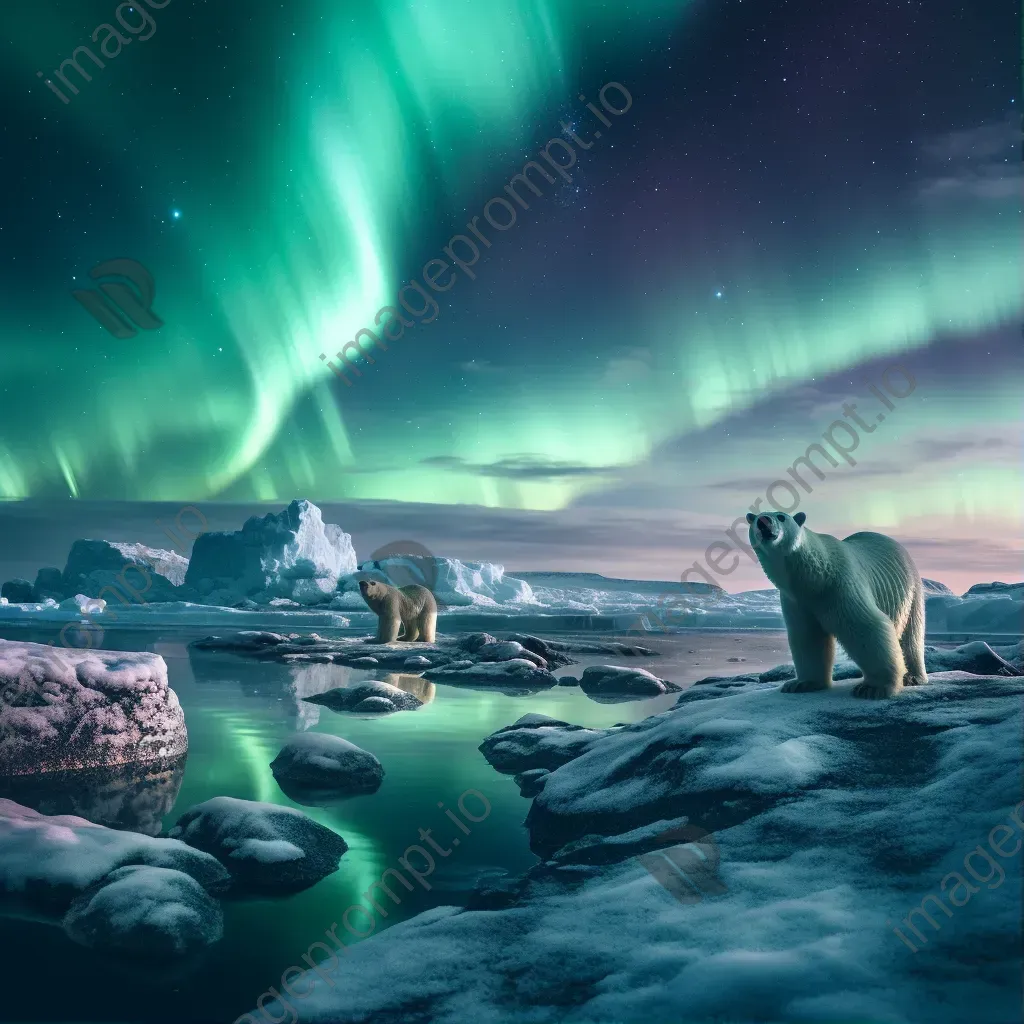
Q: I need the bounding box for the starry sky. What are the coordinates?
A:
[0,0,1020,592]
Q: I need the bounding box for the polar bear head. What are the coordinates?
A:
[745,510,807,562]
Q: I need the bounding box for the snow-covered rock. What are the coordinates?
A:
[303,680,424,714]
[479,714,606,774]
[0,640,187,775]
[424,658,558,691]
[270,733,384,797]
[62,864,223,957]
[168,796,349,893]
[0,799,228,920]
[579,664,681,698]
[185,499,356,606]
[922,578,954,595]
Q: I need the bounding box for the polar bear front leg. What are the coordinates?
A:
[779,595,835,693]
[840,607,907,699]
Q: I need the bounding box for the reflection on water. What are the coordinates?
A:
[0,757,186,835]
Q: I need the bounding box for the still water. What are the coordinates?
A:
[0,625,788,1023]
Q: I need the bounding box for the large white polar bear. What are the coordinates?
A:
[746,511,926,699]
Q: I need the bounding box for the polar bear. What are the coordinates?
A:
[745,511,926,699]
[359,579,437,643]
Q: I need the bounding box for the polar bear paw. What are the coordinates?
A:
[780,678,831,693]
[903,673,927,687]
[851,680,901,699]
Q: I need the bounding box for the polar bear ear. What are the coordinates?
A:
[794,512,806,526]
[746,513,756,524]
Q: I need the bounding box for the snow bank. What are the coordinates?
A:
[0,639,187,775]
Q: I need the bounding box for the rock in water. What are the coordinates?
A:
[0,799,229,919]
[270,733,384,796]
[62,864,223,957]
[0,640,187,775]
[302,680,424,714]
[579,665,681,697]
[184,499,357,605]
[168,796,349,892]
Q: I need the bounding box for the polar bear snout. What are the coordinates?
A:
[755,515,778,541]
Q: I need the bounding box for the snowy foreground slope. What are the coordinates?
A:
[249,650,1023,1024]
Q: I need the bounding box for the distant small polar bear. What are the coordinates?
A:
[359,579,437,643]
[746,511,926,699]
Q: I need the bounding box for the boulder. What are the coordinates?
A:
[168,796,349,892]
[579,665,681,697]
[0,640,187,775]
[270,733,384,796]
[62,864,223,957]
[479,714,606,774]
[302,680,424,714]
[0,798,228,919]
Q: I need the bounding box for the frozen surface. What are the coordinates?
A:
[62,863,224,957]
[168,795,349,892]
[0,639,187,774]
[248,648,1023,1024]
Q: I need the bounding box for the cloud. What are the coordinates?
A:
[918,114,1021,203]
[420,455,622,480]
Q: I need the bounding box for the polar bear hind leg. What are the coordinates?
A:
[418,607,437,643]
[779,595,835,693]
[899,580,927,686]
[839,603,907,699]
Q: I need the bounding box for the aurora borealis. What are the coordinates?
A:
[0,0,1020,590]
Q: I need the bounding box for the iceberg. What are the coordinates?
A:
[185,499,357,605]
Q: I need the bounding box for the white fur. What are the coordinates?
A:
[747,513,926,699]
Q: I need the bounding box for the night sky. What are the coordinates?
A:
[0,0,1019,591]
